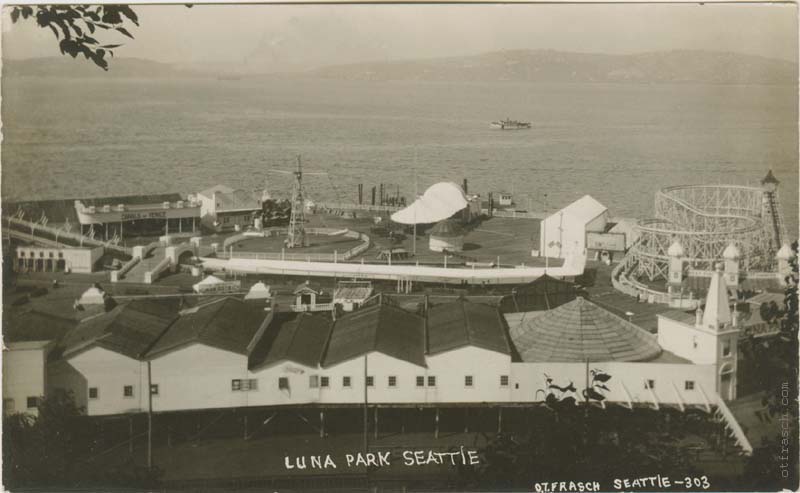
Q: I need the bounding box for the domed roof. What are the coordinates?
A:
[508,297,662,363]
[777,243,793,260]
[429,218,465,238]
[722,243,740,260]
[667,241,684,257]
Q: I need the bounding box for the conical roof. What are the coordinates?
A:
[429,218,465,238]
[509,297,662,362]
[761,169,780,185]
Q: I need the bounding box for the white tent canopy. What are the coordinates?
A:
[192,275,225,293]
[391,182,468,225]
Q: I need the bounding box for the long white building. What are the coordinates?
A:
[42,268,740,416]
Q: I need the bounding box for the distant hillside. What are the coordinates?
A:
[2,57,201,78]
[309,49,798,84]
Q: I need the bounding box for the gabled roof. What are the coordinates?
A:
[146,297,268,358]
[498,274,577,314]
[547,195,607,225]
[427,298,510,356]
[323,303,426,368]
[509,297,661,363]
[294,281,323,295]
[61,300,178,360]
[250,312,332,370]
[3,310,77,344]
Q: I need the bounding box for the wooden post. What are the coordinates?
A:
[497,407,503,433]
[320,410,325,438]
[244,413,249,440]
[435,408,440,439]
[147,361,153,471]
[464,408,469,433]
[374,407,378,440]
[129,415,134,454]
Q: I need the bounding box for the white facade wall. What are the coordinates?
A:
[3,344,49,416]
[197,192,217,230]
[248,361,324,406]
[66,347,148,416]
[323,352,428,405]
[540,211,608,259]
[149,344,251,412]
[426,347,513,403]
[510,362,717,407]
[657,317,725,365]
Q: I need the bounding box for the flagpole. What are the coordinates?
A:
[413,150,418,256]
[543,193,548,274]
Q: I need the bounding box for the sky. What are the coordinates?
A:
[2,3,797,72]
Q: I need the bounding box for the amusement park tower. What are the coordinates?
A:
[761,169,788,252]
[287,155,309,249]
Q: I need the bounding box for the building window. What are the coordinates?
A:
[309,375,319,388]
[388,376,397,387]
[243,379,258,391]
[366,376,374,387]
[722,341,731,357]
[3,399,14,412]
[645,380,655,390]
[123,385,134,397]
[232,379,242,391]
[150,384,159,396]
[342,376,351,387]
[26,397,39,409]
[278,377,289,390]
[58,252,64,259]
[685,381,695,391]
[89,387,98,399]
[465,376,474,387]
[500,375,509,387]
[320,376,329,388]
[428,376,436,387]
[416,376,425,387]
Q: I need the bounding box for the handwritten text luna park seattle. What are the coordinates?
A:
[284,447,481,470]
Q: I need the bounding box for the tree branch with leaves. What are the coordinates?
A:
[9,4,139,70]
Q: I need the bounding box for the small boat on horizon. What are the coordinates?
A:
[490,118,531,130]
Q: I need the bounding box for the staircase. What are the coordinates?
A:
[120,246,168,284]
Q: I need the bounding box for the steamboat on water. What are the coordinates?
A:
[490,118,531,130]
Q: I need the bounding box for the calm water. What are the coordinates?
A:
[2,77,797,232]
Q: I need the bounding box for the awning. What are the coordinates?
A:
[391,182,467,225]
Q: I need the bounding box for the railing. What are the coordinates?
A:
[714,395,754,455]
[217,229,371,263]
[144,257,171,284]
[110,256,140,283]
[290,302,334,312]
[489,210,545,219]
[315,202,402,213]
[4,216,130,254]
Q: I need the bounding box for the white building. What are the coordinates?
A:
[428,218,465,253]
[145,297,272,412]
[540,195,608,259]
[52,300,177,416]
[15,245,104,274]
[332,281,373,312]
[2,310,73,416]
[657,264,740,400]
[196,184,265,233]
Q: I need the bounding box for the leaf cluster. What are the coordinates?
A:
[9,5,138,70]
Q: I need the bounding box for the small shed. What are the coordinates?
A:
[429,218,465,253]
[293,280,326,310]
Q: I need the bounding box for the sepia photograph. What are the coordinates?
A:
[1,2,798,491]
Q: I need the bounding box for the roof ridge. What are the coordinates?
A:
[460,298,472,346]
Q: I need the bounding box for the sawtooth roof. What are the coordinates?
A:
[509,297,662,363]
[250,312,332,370]
[146,297,268,358]
[61,299,178,360]
[427,298,511,356]
[323,303,426,368]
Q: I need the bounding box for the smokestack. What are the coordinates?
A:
[371,186,376,206]
[358,184,363,205]
[463,178,468,194]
